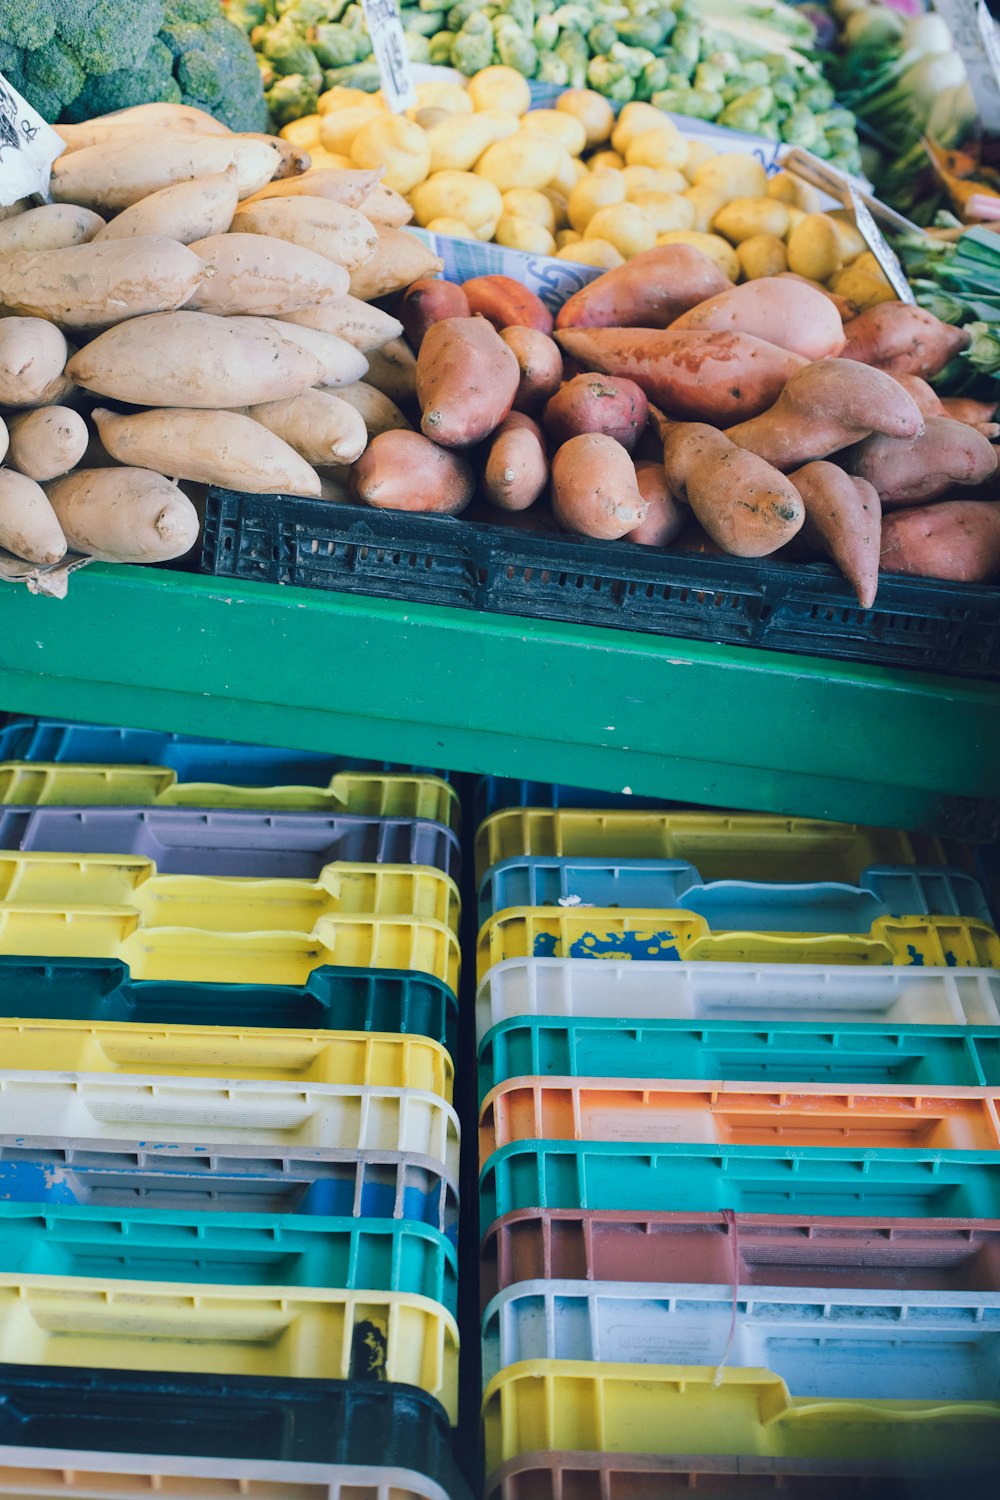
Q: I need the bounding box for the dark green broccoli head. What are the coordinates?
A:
[64,38,180,120]
[56,0,166,76]
[0,0,57,53]
[21,38,86,117]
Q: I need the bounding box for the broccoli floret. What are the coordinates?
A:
[57,0,165,75]
[453,12,495,72]
[21,37,86,118]
[171,14,269,128]
[163,0,218,21]
[0,0,56,52]
[266,70,318,124]
[0,39,24,84]
[65,38,181,119]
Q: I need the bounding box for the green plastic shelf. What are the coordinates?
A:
[0,567,996,832]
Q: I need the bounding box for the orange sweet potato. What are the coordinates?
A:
[726,359,924,471]
[482,412,548,512]
[399,278,470,349]
[670,278,845,361]
[626,460,685,546]
[776,272,856,322]
[350,429,473,513]
[555,327,806,423]
[416,316,520,447]
[556,244,729,330]
[941,395,998,425]
[841,303,969,378]
[789,461,881,608]
[551,432,648,540]
[880,499,1000,582]
[660,420,804,558]
[847,416,998,507]
[462,275,554,334]
[890,372,945,420]
[543,373,649,452]
[501,326,564,414]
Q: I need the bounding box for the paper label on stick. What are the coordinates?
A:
[846,184,916,303]
[360,0,417,113]
[0,71,64,205]
[932,0,1000,132]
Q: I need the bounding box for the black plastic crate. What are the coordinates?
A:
[201,488,1000,680]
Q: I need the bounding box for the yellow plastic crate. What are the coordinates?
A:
[474,811,948,885]
[0,1278,458,1423]
[0,855,460,934]
[0,765,460,831]
[0,1020,453,1102]
[0,914,460,992]
[476,909,1000,982]
[482,1361,1000,1473]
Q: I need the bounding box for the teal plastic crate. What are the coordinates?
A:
[478,1016,1000,1099]
[0,1203,457,1314]
[480,1141,1000,1227]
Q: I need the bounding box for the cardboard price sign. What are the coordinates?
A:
[360,0,417,112]
[932,0,1000,133]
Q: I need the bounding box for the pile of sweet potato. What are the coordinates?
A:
[354,246,1000,604]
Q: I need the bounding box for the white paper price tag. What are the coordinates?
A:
[0,71,64,205]
[846,184,916,303]
[932,0,1000,132]
[360,0,417,113]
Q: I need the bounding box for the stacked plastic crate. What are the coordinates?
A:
[0,716,471,1500]
[475,781,1000,1498]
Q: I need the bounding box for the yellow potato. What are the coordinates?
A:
[543,187,570,229]
[623,165,687,199]
[736,234,788,279]
[568,168,626,232]
[522,109,587,157]
[280,116,321,150]
[827,210,867,264]
[832,251,897,310]
[411,170,502,239]
[303,148,355,171]
[426,216,476,240]
[318,87,380,115]
[683,184,728,232]
[712,196,790,244]
[409,81,472,116]
[476,133,562,192]
[786,213,843,282]
[539,142,581,197]
[692,153,768,203]
[625,129,689,172]
[556,229,582,250]
[585,202,656,259]
[611,102,680,155]
[556,238,624,269]
[588,150,626,172]
[632,191,695,234]
[467,65,531,115]
[319,105,383,157]
[350,114,430,194]
[557,90,615,147]
[411,107,450,131]
[495,214,556,255]
[784,204,806,234]
[426,112,513,173]
[682,141,717,178]
[474,108,522,143]
[502,188,556,232]
[656,229,739,280]
[766,171,822,213]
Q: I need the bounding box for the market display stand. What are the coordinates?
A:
[0,564,997,835]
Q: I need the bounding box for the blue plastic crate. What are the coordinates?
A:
[477,859,992,931]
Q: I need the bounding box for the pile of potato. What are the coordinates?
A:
[0,100,440,571]
[352,249,1000,601]
[284,66,899,306]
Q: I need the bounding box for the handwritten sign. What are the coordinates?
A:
[932,0,1000,132]
[0,70,64,205]
[360,0,416,113]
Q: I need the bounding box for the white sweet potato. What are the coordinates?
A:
[0,204,105,254]
[284,298,403,352]
[243,168,382,208]
[50,135,278,212]
[46,468,201,563]
[230,197,377,272]
[234,317,368,387]
[186,234,348,315]
[241,133,311,179]
[95,169,239,244]
[0,319,70,407]
[0,470,67,565]
[55,105,232,151]
[0,238,204,328]
[247,391,368,465]
[363,337,417,406]
[348,230,443,301]
[7,406,89,482]
[335,382,412,436]
[68,311,325,408]
[93,407,322,497]
[358,184,413,227]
